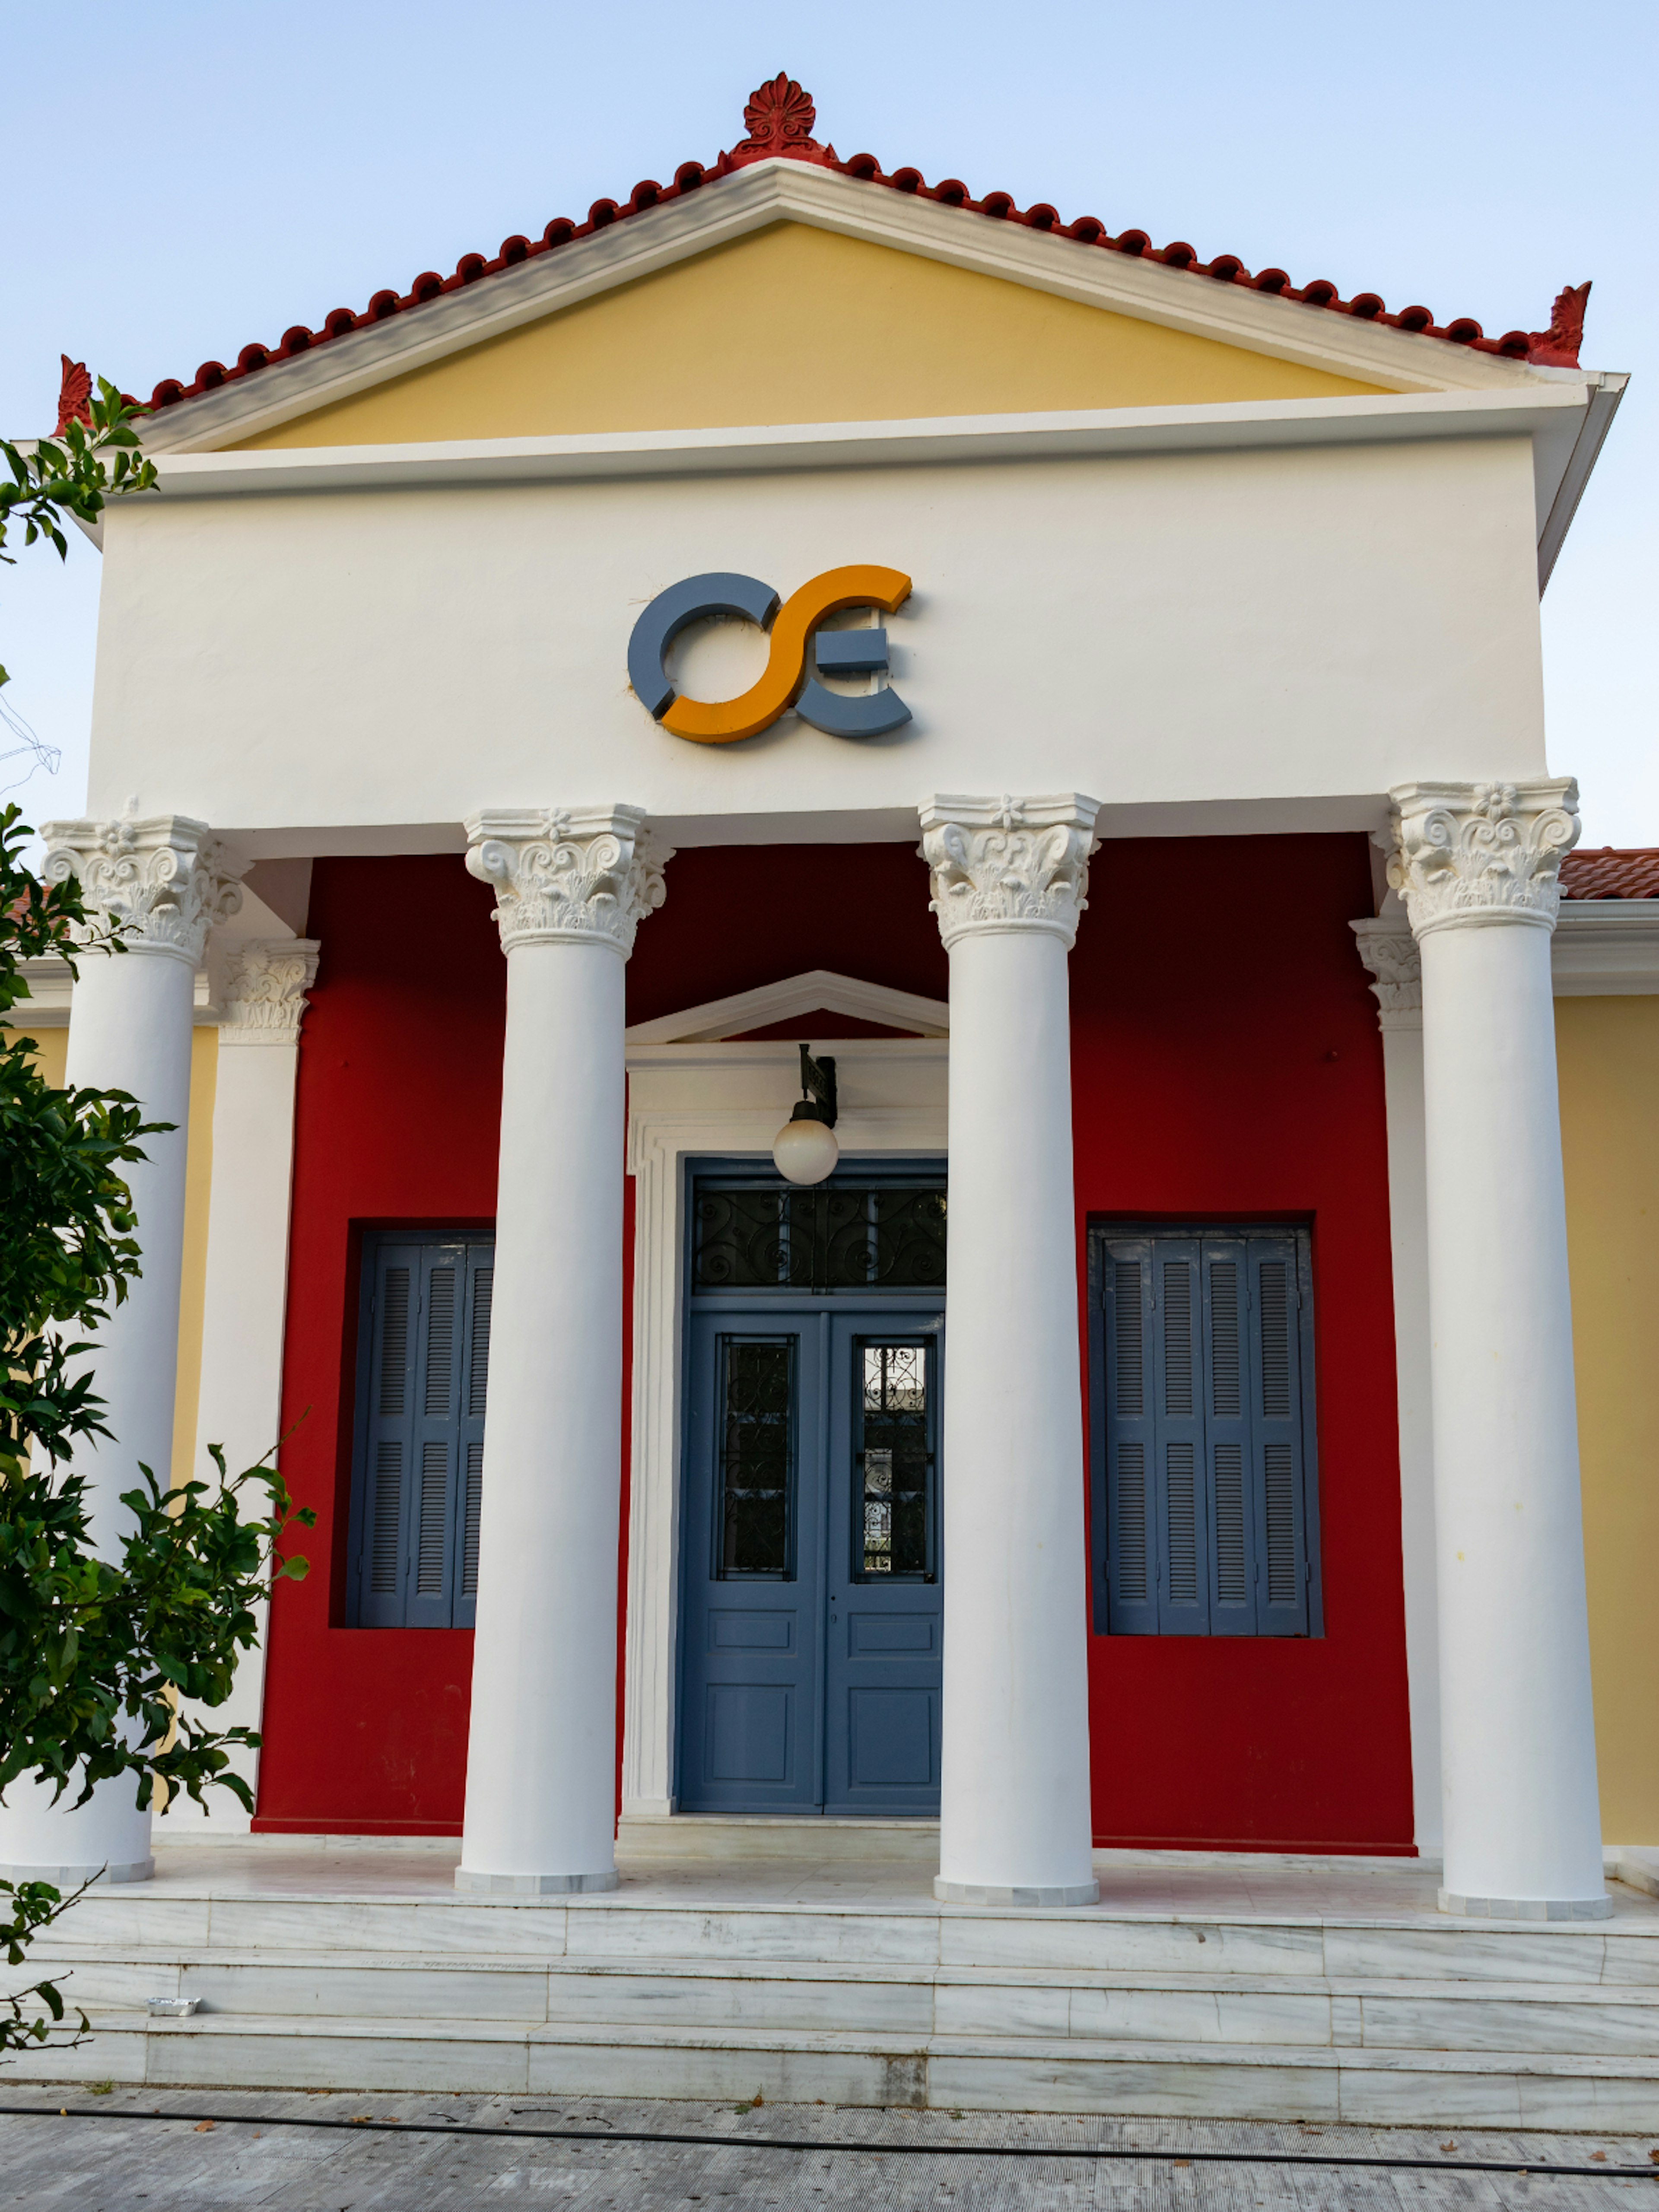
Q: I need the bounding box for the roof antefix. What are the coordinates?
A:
[57,73,1593,435]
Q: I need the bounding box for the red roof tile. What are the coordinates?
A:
[137,76,1592,421]
[1560,848,1659,900]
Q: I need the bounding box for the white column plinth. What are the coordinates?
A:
[165,941,320,1836]
[0,817,240,1887]
[456,809,667,1895]
[920,795,1100,1908]
[1389,780,1609,1920]
[1352,916,1441,1853]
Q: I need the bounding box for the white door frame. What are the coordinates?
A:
[620,1035,948,1817]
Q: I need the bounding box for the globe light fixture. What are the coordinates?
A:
[772,1042,839,1185]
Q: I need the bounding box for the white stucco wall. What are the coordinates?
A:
[88,430,1546,845]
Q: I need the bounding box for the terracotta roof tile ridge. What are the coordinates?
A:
[1560,848,1659,900]
[137,72,1590,420]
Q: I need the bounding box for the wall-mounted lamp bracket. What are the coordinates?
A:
[791,1042,838,1128]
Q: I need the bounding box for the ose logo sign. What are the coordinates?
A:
[628,565,912,744]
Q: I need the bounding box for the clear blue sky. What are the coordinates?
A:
[5,0,1653,844]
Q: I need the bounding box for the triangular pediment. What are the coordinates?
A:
[229,218,1387,451]
[626,970,949,1045]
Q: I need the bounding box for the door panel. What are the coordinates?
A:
[679,1316,822,1810]
[823,1319,944,1815]
[679,1305,943,1815]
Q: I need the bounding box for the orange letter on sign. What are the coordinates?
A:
[660,566,912,744]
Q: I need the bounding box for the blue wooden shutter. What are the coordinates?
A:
[1103,1242,1158,1633]
[405,1243,467,1627]
[1154,1239,1210,1633]
[1249,1236,1311,1634]
[453,1249,492,1630]
[357,1240,420,1627]
[1203,1238,1257,1636]
[352,1231,495,1628]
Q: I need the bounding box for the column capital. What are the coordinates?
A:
[464,807,670,957]
[918,793,1101,952]
[40,815,243,967]
[219,939,321,1047]
[1351,917,1422,1031]
[1386,780,1580,941]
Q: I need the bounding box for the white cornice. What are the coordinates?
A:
[141,160,1576,457]
[1551,902,1659,995]
[140,386,1594,553]
[625,969,950,1044]
[1351,903,1659,1011]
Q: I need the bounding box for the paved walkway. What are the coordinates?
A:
[1,2087,1655,2209]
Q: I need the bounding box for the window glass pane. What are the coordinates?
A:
[718,1337,795,1577]
[693,1183,945,1292]
[858,1341,931,1579]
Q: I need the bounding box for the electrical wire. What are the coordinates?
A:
[0,2104,1654,2180]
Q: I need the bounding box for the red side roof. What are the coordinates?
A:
[131,75,1592,422]
[1560,849,1659,899]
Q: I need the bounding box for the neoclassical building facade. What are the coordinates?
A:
[5,79,1656,1921]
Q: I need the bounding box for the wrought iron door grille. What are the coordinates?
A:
[693,1182,946,1293]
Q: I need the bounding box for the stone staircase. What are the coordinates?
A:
[14,1851,1659,2126]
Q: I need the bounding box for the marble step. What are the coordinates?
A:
[27,1948,1659,2057]
[43,1894,1659,1983]
[617,1815,941,1866]
[10,2008,1659,2128]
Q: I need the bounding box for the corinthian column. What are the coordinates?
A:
[1352,913,1440,1851]
[919,795,1100,1906]
[457,808,668,1893]
[1389,779,1608,1919]
[0,816,242,1887]
[166,939,321,1834]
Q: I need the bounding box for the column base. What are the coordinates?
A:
[454,1867,620,1896]
[934,1876,1099,1908]
[0,1858,155,1888]
[1438,1887,1613,1921]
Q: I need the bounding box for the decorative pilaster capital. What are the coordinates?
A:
[38,815,244,966]
[1351,917,1422,1031]
[464,807,671,957]
[1386,780,1580,941]
[918,793,1102,951]
[219,939,321,1046]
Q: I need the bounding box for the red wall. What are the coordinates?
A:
[257,836,1411,1850]
[1074,836,1411,1850]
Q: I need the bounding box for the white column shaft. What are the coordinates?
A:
[0,951,194,1884]
[1377,1020,1442,1854]
[165,939,318,1834]
[457,806,666,1895]
[1421,920,1603,1907]
[0,815,240,1887]
[921,793,1100,1908]
[1389,776,1606,1918]
[460,943,626,1888]
[938,930,1096,1901]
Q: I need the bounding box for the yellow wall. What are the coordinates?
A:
[170,1026,218,1494]
[3,1020,216,1498]
[237,222,1387,449]
[1558,995,1659,1842]
[7,1023,68,1086]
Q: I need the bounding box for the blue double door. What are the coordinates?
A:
[679,1302,944,1815]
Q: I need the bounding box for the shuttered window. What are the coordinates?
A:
[348,1233,493,1629]
[1090,1227,1319,1637]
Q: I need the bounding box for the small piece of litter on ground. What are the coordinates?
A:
[193,2121,214,2133]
